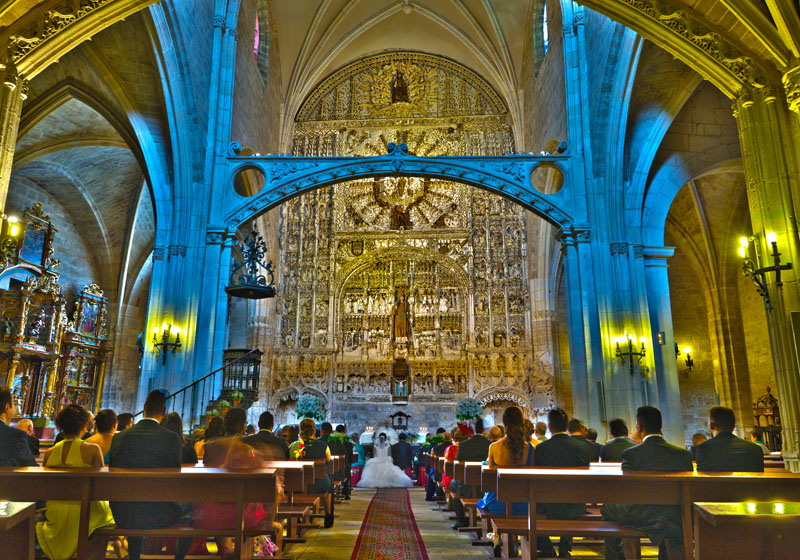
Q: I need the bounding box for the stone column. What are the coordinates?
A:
[0,61,26,213]
[734,86,800,472]
[642,246,684,446]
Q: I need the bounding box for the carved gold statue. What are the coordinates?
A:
[391,291,412,340]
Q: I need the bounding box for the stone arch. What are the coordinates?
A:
[475,388,532,410]
[572,1,770,98]
[224,144,573,230]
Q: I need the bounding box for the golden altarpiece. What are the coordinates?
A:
[0,204,110,420]
[267,52,555,425]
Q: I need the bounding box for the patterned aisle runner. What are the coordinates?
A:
[350,489,429,560]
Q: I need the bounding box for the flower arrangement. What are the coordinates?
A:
[205,408,221,419]
[328,432,351,444]
[402,432,421,442]
[428,433,446,446]
[456,398,484,421]
[290,441,306,459]
[229,390,244,405]
[296,394,325,421]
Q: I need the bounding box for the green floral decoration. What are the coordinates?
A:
[456,398,484,421]
[296,394,325,421]
[328,432,351,443]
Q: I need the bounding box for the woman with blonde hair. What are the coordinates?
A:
[290,418,334,527]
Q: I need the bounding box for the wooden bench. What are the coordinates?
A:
[0,466,277,560]
[491,517,644,559]
[0,501,35,560]
[496,468,800,560]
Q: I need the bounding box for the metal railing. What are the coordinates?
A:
[133,349,260,427]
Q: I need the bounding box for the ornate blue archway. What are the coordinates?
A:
[221,143,574,230]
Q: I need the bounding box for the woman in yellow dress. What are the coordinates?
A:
[36,404,115,560]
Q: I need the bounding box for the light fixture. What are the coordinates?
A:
[675,344,694,376]
[738,233,793,312]
[615,334,647,377]
[152,323,182,364]
[401,0,413,15]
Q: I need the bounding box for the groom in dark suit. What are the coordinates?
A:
[108,390,188,560]
[0,387,36,467]
[602,406,692,560]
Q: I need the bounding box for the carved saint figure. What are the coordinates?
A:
[391,292,412,340]
[391,71,410,103]
[390,205,412,229]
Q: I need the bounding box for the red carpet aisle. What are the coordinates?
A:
[350,488,429,560]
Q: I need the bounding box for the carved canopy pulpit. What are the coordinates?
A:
[56,284,110,414]
[389,410,410,431]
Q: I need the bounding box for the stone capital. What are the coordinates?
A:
[783,66,800,114]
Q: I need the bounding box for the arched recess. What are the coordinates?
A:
[224,146,573,231]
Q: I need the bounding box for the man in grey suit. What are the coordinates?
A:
[601,418,635,462]
[602,406,692,560]
[245,410,290,459]
[0,387,36,467]
[695,406,763,473]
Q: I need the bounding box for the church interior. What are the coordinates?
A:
[1,0,800,559]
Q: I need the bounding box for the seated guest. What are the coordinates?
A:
[55,413,94,444]
[443,424,471,493]
[36,404,114,560]
[200,408,273,556]
[534,421,548,442]
[108,390,189,560]
[320,422,346,490]
[336,424,355,499]
[477,406,534,517]
[194,415,225,461]
[695,406,764,472]
[630,429,643,444]
[87,408,117,457]
[245,411,290,459]
[351,432,366,486]
[487,425,503,442]
[535,408,590,557]
[161,412,198,465]
[690,432,708,461]
[16,418,39,457]
[290,418,335,527]
[0,386,36,466]
[452,417,491,527]
[523,418,538,446]
[601,418,635,462]
[602,406,692,560]
[245,424,256,436]
[587,428,599,443]
[285,425,299,445]
[567,418,601,461]
[116,413,134,431]
[750,429,770,455]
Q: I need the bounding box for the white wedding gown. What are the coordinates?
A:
[356,441,413,488]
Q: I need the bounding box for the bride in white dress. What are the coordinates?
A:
[357,433,413,488]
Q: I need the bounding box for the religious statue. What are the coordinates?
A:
[391,292,412,341]
[390,205,412,229]
[391,71,410,103]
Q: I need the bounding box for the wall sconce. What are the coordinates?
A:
[739,233,793,312]
[675,343,694,376]
[152,323,182,365]
[0,215,20,261]
[615,334,647,377]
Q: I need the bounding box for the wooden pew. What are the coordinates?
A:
[0,466,277,560]
[0,501,35,560]
[496,468,800,560]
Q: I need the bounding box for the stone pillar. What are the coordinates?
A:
[0,61,26,213]
[642,246,684,445]
[734,86,800,472]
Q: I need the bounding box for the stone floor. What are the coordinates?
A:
[277,488,660,559]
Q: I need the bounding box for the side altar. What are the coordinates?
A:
[0,204,110,421]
